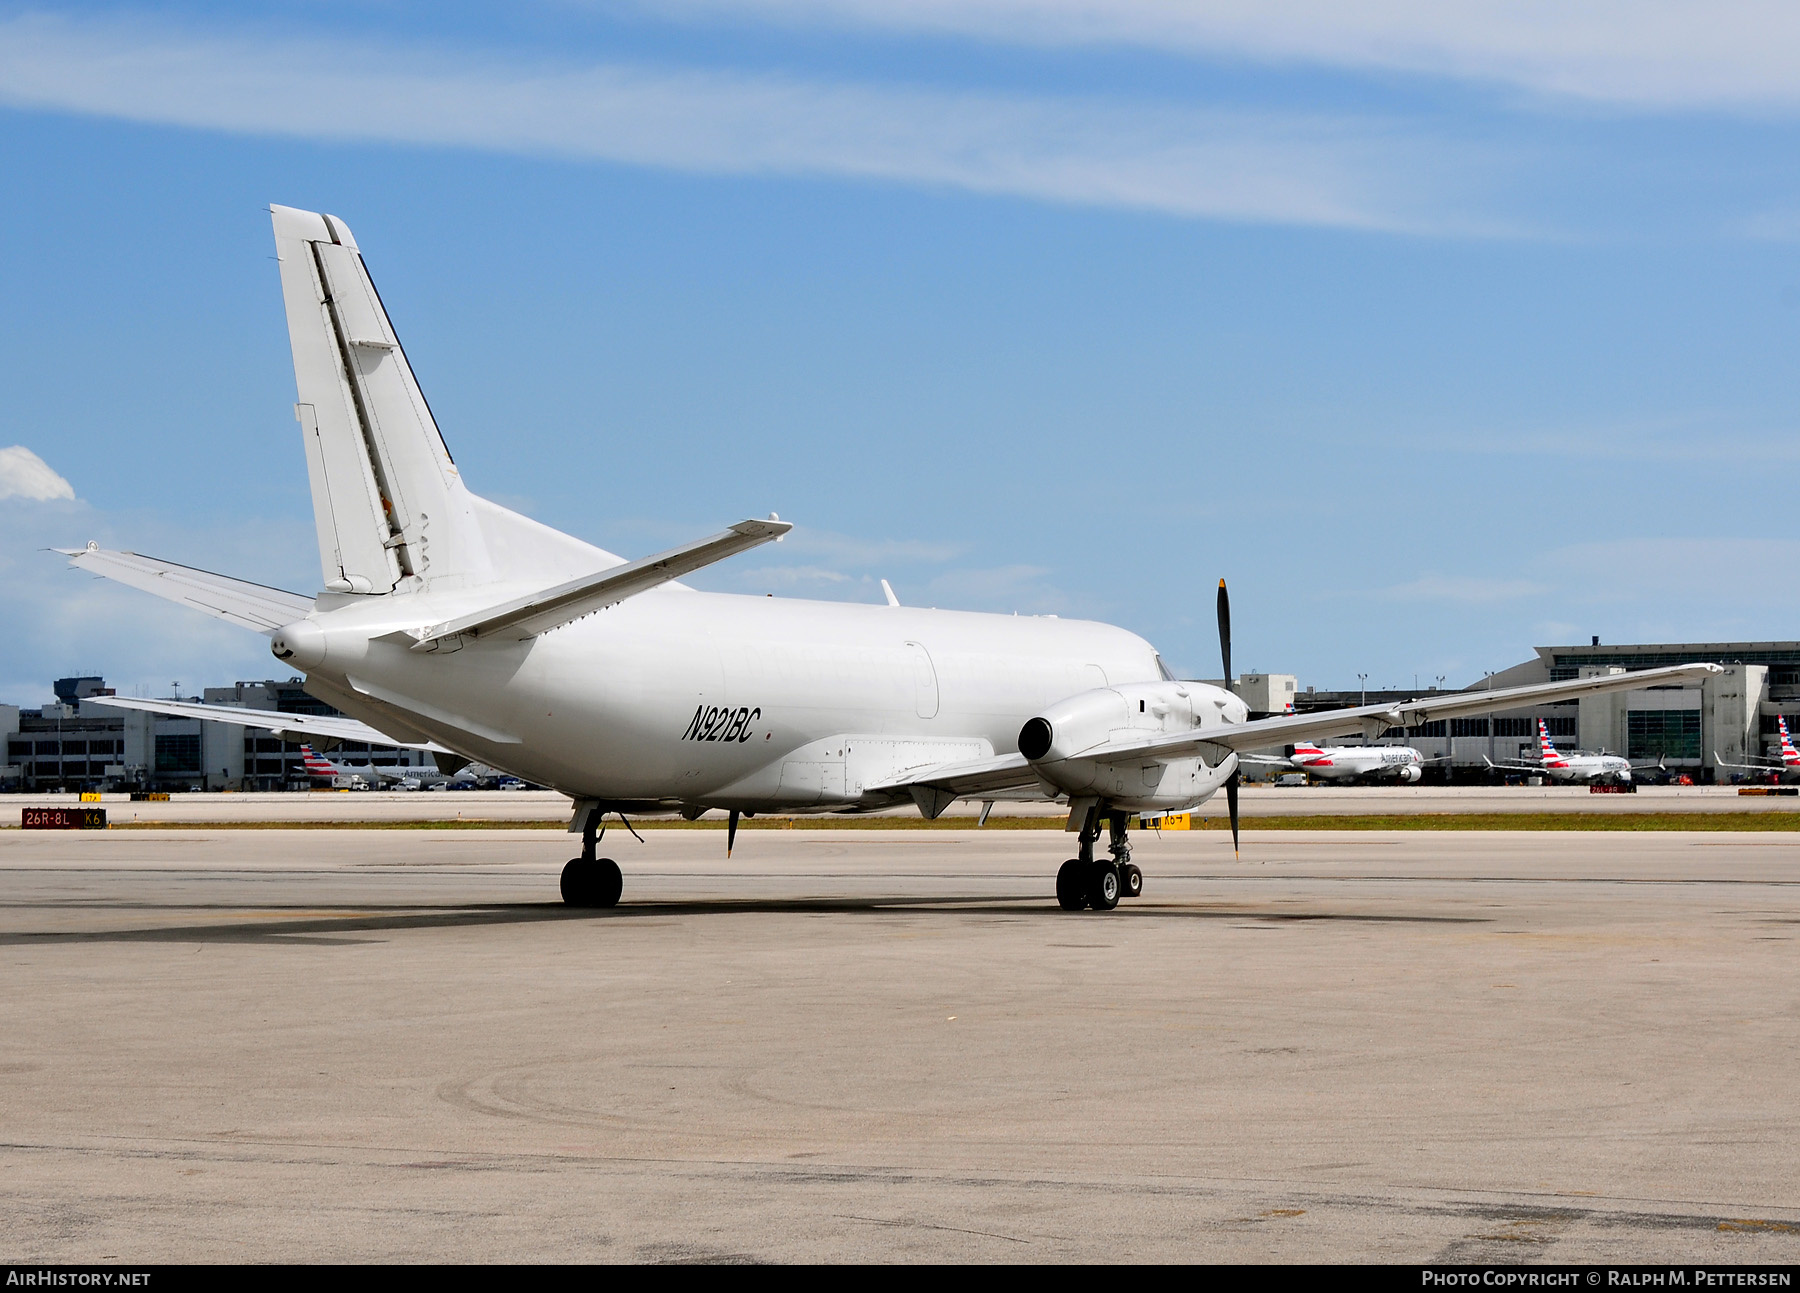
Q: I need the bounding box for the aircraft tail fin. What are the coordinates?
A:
[298,746,342,777]
[272,205,493,595]
[1781,715,1799,766]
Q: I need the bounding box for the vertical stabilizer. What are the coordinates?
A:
[272,205,491,594]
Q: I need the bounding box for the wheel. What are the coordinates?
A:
[1121,863,1143,899]
[593,857,623,907]
[1086,862,1120,911]
[561,857,624,908]
[560,858,589,905]
[1055,859,1088,911]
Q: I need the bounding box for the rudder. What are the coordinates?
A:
[272,205,490,594]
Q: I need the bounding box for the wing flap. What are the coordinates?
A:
[60,545,313,634]
[865,752,1045,802]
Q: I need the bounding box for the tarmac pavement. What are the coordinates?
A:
[0,825,1796,1263]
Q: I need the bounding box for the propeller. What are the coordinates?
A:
[1218,578,1239,857]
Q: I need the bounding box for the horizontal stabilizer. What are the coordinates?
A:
[86,696,446,752]
[60,545,312,634]
[407,517,791,651]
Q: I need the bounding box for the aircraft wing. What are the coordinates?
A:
[59,545,314,634]
[1096,663,1724,763]
[84,696,448,752]
[869,664,1721,811]
[1483,756,1545,773]
[407,517,791,651]
[1714,750,1785,771]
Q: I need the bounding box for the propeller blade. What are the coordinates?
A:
[728,808,739,858]
[1219,579,1239,857]
[1226,769,1240,857]
[1216,578,1231,688]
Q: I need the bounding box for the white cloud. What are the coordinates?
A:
[651,0,1800,112]
[780,528,964,566]
[1545,538,1800,605]
[732,563,859,587]
[0,13,1504,233]
[0,445,76,502]
[923,563,1069,613]
[1380,573,1547,604]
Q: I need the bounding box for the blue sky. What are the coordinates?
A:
[3,1,1800,703]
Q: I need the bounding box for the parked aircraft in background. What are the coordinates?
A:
[298,745,376,788]
[1714,714,1800,781]
[1483,719,1655,786]
[65,205,1721,912]
[1243,741,1436,784]
[296,744,500,789]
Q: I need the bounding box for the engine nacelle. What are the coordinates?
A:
[1018,680,1247,811]
[1397,764,1422,783]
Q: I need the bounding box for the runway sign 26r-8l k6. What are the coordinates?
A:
[21,807,107,830]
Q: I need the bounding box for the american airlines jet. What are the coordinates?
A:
[299,744,494,790]
[64,206,1719,911]
[1715,715,1800,781]
[1244,741,1434,784]
[1484,719,1645,785]
[297,745,376,787]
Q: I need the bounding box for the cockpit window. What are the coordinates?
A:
[1154,653,1175,682]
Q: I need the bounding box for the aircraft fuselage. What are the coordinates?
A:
[274,584,1211,811]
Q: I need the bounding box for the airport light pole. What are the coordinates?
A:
[1357,673,1368,707]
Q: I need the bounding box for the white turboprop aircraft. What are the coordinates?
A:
[1483,719,1649,786]
[1243,741,1436,784]
[64,205,1722,911]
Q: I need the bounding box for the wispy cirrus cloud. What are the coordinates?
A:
[645,0,1800,113]
[1379,574,1547,604]
[0,11,1509,233]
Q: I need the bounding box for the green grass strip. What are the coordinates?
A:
[72,811,1800,832]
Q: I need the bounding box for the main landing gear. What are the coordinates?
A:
[1055,808,1143,912]
[561,809,622,908]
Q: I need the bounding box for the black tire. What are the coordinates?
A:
[1055,859,1088,911]
[560,858,590,906]
[1087,862,1120,911]
[561,857,624,908]
[594,858,623,908]
[1121,863,1143,899]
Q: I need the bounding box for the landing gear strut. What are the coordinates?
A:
[561,808,622,908]
[1055,806,1141,911]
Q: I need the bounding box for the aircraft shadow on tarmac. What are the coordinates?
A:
[0,898,1488,945]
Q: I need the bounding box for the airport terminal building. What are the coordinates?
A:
[1249,639,1800,782]
[1,676,434,792]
